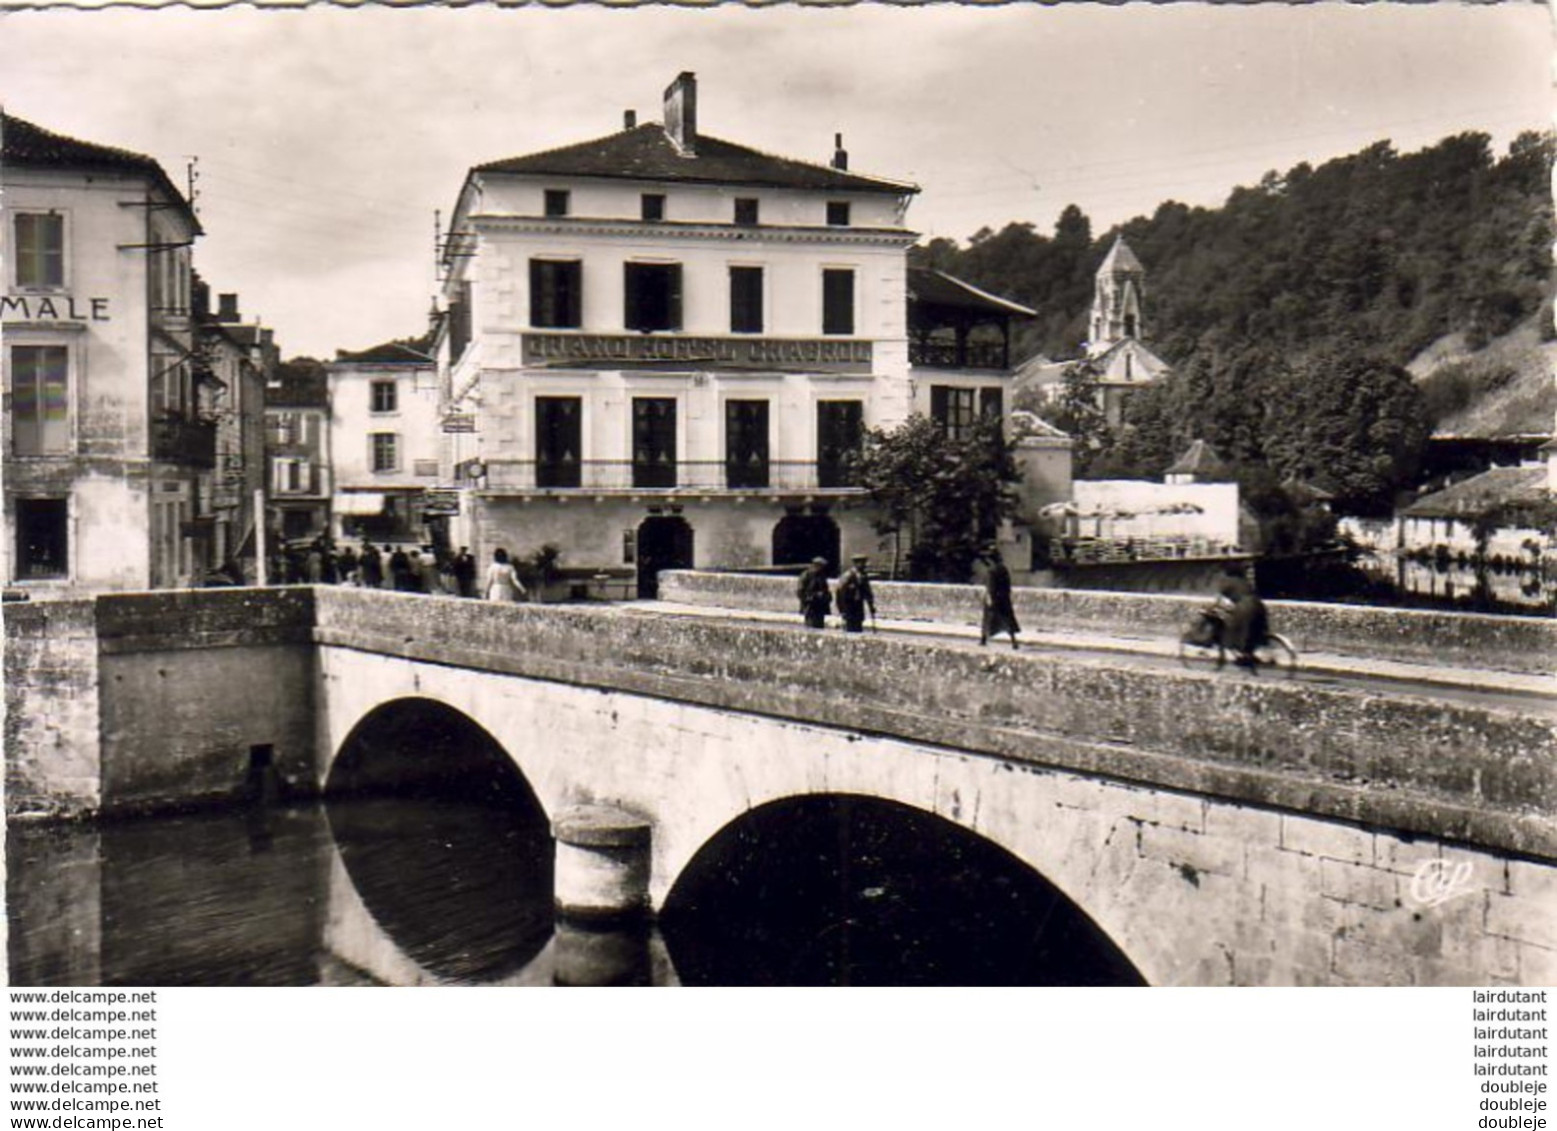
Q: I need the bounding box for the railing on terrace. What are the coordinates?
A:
[1051,536,1246,565]
[485,459,864,492]
[909,341,1010,370]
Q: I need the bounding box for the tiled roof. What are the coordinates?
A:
[907,268,1036,318]
[1165,439,1230,478]
[474,123,917,196]
[1098,236,1144,276]
[334,338,434,365]
[2,112,201,234]
[1401,465,1548,519]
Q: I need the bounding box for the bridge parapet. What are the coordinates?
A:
[658,571,1555,676]
[312,588,1557,860]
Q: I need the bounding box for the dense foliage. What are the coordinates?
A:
[916,131,1553,367]
[928,131,1552,516]
[854,415,1021,581]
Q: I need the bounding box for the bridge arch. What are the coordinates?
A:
[323,697,555,982]
[661,792,1146,986]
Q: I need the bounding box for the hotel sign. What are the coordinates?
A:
[2,294,110,322]
[522,333,873,373]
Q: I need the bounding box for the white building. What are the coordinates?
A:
[436,73,929,595]
[327,339,441,548]
[2,113,208,592]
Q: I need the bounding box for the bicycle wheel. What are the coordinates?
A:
[1178,633,1225,670]
[1257,633,1299,678]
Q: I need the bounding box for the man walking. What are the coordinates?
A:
[796,557,832,629]
[836,554,876,634]
[980,546,1020,650]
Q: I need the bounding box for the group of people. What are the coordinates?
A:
[797,554,878,634]
[272,539,486,598]
[796,546,1024,649]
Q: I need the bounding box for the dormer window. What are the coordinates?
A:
[544,189,571,218]
[734,198,760,226]
[826,201,851,227]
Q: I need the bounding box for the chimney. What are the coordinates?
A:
[624,109,637,130]
[217,293,240,322]
[663,71,697,155]
[832,133,848,171]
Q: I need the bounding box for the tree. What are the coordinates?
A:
[854,414,1022,582]
[1040,360,1111,474]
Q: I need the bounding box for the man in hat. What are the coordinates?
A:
[836,554,876,634]
[796,556,832,629]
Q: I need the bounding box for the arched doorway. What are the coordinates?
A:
[661,793,1146,986]
[772,513,840,575]
[636,515,693,599]
[325,698,554,982]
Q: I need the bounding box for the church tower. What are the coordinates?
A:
[1087,237,1147,358]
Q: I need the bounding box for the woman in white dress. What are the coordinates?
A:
[484,547,528,602]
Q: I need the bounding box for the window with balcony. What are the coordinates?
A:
[370,432,400,473]
[544,189,570,218]
[14,498,68,580]
[826,201,851,227]
[370,380,398,414]
[632,398,676,488]
[530,260,582,329]
[14,213,64,288]
[536,396,582,488]
[734,198,760,226]
[725,400,770,489]
[729,266,764,334]
[641,194,666,221]
[822,269,855,336]
[817,400,864,487]
[624,263,682,332]
[931,385,978,441]
[9,345,69,456]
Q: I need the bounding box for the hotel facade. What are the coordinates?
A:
[436,73,1036,594]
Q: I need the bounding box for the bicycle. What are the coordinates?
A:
[1177,605,1299,677]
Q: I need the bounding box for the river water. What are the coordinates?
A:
[7,793,1143,987]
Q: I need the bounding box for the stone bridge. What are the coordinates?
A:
[6,586,1554,985]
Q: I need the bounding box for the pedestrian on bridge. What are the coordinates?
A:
[797,557,832,629]
[485,547,528,603]
[836,554,876,634]
[980,546,1020,651]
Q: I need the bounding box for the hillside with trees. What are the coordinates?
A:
[915,130,1554,514]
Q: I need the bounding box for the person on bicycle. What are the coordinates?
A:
[1216,564,1268,669]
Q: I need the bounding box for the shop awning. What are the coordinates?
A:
[334,493,386,516]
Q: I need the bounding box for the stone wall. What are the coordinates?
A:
[317,643,1557,986]
[657,570,1555,675]
[4,600,101,817]
[312,589,1557,859]
[94,589,318,811]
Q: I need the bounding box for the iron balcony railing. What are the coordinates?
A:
[909,341,1010,370]
[486,459,864,492]
[151,413,218,469]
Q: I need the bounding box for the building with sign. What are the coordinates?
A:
[2,112,211,592]
[327,338,441,550]
[436,73,1040,595]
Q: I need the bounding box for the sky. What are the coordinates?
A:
[0,3,1550,359]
